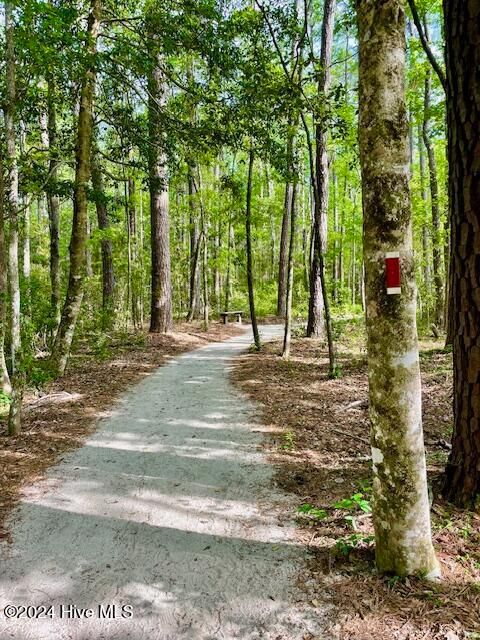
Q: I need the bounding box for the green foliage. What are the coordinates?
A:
[0,391,11,407]
[334,492,372,514]
[335,533,375,557]
[329,362,343,379]
[280,430,295,450]
[297,503,327,520]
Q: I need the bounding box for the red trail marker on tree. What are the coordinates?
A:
[385,252,401,294]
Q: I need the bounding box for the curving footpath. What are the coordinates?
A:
[0,325,325,640]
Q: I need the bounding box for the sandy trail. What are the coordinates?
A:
[0,326,324,639]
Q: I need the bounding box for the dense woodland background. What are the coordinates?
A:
[0,0,446,399]
[1,0,480,620]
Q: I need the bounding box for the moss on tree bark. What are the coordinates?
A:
[357,0,439,577]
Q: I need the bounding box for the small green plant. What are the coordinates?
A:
[297,503,327,520]
[29,364,55,390]
[0,390,11,407]
[329,362,342,379]
[334,492,372,514]
[335,533,374,557]
[92,335,112,361]
[291,326,306,338]
[386,575,402,589]
[280,431,296,450]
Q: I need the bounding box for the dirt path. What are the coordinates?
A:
[0,327,325,640]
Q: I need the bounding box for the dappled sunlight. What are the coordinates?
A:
[22,480,293,544]
[86,438,265,463]
[0,327,322,639]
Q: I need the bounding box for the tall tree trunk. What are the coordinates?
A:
[332,168,339,301]
[307,0,335,345]
[51,0,100,376]
[186,164,202,321]
[0,158,11,394]
[22,200,31,317]
[128,175,141,328]
[201,201,209,329]
[225,215,233,311]
[4,1,22,434]
[213,163,222,312]
[443,0,480,508]
[46,78,61,336]
[423,67,444,329]
[277,180,291,318]
[147,43,173,333]
[357,0,439,577]
[418,122,431,292]
[91,154,115,327]
[246,148,260,350]
[300,182,309,293]
[282,176,298,359]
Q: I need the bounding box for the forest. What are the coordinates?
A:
[0,0,479,639]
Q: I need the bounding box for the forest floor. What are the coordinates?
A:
[0,324,326,640]
[0,321,244,540]
[232,321,480,640]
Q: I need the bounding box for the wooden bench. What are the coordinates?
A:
[220,311,243,324]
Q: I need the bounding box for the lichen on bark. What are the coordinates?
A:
[357,0,439,577]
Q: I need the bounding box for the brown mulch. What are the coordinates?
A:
[231,334,480,640]
[0,321,244,540]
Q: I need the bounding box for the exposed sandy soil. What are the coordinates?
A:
[0,322,244,540]
[0,325,325,640]
[231,332,480,640]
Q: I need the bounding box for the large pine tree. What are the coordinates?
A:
[443,0,480,508]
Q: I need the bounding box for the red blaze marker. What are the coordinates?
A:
[385,251,401,294]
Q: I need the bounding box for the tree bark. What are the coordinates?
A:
[307,236,325,337]
[91,154,115,327]
[443,0,480,508]
[306,0,335,344]
[277,181,292,318]
[4,1,23,434]
[282,176,298,359]
[246,148,260,350]
[0,158,11,394]
[51,0,101,376]
[225,215,233,311]
[45,78,62,335]
[423,67,444,328]
[128,175,142,328]
[22,200,31,317]
[357,0,439,577]
[147,43,173,334]
[418,122,431,291]
[186,164,202,321]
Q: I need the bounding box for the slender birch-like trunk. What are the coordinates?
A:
[357,0,439,577]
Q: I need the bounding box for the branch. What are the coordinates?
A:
[255,0,314,112]
[407,0,446,91]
